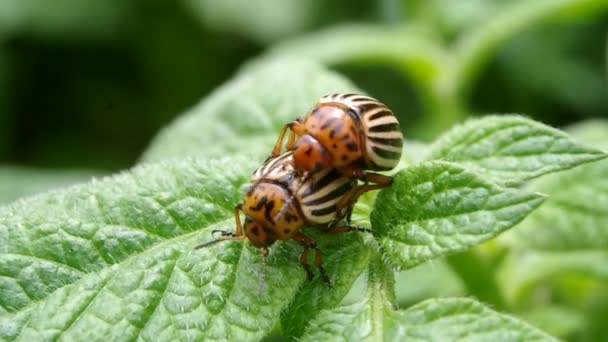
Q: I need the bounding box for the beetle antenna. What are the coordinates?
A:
[194,230,241,249]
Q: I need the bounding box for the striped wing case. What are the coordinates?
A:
[318,93,403,171]
[250,152,357,226]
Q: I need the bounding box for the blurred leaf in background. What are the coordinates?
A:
[0,0,606,172]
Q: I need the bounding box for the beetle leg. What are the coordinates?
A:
[272,124,291,156]
[363,172,393,187]
[334,182,388,224]
[299,245,314,281]
[194,205,245,249]
[293,232,332,287]
[337,165,393,187]
[285,125,297,151]
[272,119,306,155]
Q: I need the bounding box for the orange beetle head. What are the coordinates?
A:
[244,216,275,248]
[293,135,332,173]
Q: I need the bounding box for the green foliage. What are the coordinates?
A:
[492,120,608,340]
[428,115,606,186]
[1,0,607,340]
[1,57,605,340]
[371,161,545,269]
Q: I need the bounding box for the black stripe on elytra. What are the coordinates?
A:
[340,93,358,99]
[350,96,374,102]
[356,103,380,114]
[303,169,342,196]
[367,109,393,121]
[369,136,403,147]
[303,180,353,206]
[372,145,401,159]
[311,204,338,217]
[369,122,400,133]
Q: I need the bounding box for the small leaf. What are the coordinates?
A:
[302,295,555,341]
[428,115,607,186]
[393,298,556,341]
[142,59,360,162]
[371,161,545,270]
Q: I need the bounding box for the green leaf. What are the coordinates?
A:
[266,24,444,87]
[497,250,608,307]
[370,161,545,270]
[0,167,100,204]
[302,295,555,341]
[520,304,587,338]
[0,157,254,314]
[142,59,360,162]
[184,0,315,43]
[509,118,608,251]
[428,115,607,186]
[0,155,376,340]
[513,159,608,250]
[394,298,556,341]
[11,220,305,341]
[280,232,372,340]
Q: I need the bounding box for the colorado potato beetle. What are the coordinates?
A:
[195,152,381,286]
[272,93,403,188]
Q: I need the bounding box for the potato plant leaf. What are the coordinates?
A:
[371,161,545,270]
[280,233,372,340]
[513,159,608,250]
[302,268,554,341]
[428,115,607,186]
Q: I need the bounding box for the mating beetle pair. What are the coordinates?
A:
[197,93,403,286]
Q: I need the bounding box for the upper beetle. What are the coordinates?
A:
[272,93,403,188]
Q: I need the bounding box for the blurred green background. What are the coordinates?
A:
[1,0,605,171]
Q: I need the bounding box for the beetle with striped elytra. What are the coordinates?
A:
[195,152,379,287]
[272,93,403,189]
